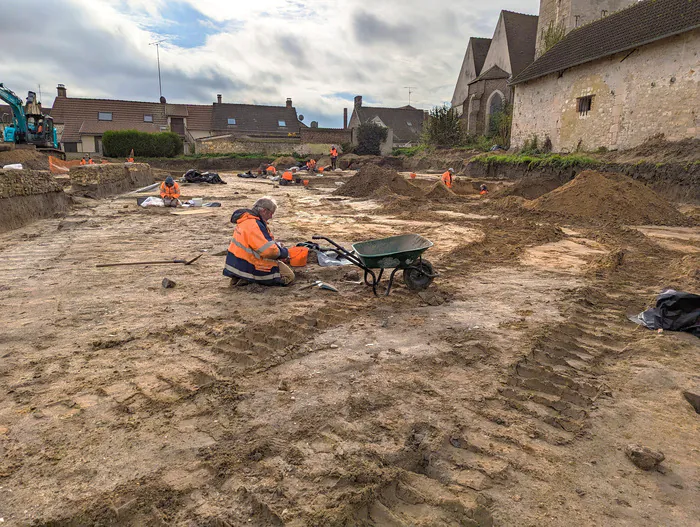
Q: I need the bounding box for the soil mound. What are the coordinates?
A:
[603,134,700,164]
[497,175,566,200]
[273,156,297,168]
[334,163,423,198]
[0,149,50,170]
[527,170,686,225]
[425,181,457,200]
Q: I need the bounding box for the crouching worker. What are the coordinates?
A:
[223,197,295,286]
[160,176,181,207]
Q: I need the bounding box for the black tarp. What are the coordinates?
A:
[630,289,700,337]
[183,169,226,184]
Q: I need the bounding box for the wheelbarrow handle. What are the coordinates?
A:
[312,235,365,269]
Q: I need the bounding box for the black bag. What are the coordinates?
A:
[630,289,700,336]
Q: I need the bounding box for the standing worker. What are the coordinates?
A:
[330,146,338,170]
[160,176,181,207]
[223,197,294,286]
[441,168,454,189]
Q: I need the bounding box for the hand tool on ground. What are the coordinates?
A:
[96,254,203,268]
[299,280,339,292]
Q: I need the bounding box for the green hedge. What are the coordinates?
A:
[102,130,183,158]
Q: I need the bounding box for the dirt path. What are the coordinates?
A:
[0,172,698,526]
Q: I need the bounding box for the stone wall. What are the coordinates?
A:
[512,29,700,152]
[195,136,301,156]
[299,128,351,145]
[0,169,70,232]
[69,163,154,198]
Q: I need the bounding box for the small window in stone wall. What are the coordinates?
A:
[577,95,593,117]
[227,118,236,125]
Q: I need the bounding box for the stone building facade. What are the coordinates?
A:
[510,0,700,152]
[535,0,637,57]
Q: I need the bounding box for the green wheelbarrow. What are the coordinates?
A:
[312,234,438,296]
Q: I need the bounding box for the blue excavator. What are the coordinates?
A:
[0,82,62,157]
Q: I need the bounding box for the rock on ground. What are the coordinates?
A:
[625,444,665,470]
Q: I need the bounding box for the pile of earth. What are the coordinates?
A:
[338,154,403,171]
[425,181,458,200]
[601,133,700,164]
[496,174,569,200]
[526,170,687,225]
[334,164,423,198]
[272,156,297,168]
[0,149,50,170]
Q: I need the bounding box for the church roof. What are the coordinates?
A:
[511,0,700,85]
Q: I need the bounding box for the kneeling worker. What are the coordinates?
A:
[160,176,181,207]
[280,170,294,186]
[223,197,294,286]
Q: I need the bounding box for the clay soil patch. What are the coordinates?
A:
[0,149,50,170]
[527,170,687,225]
[334,163,423,198]
[425,181,458,200]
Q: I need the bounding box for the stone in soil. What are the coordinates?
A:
[682,390,700,414]
[162,278,177,289]
[625,444,665,470]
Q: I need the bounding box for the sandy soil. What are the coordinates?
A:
[0,170,698,526]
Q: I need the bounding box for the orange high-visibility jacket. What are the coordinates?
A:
[441,171,453,189]
[160,181,181,199]
[266,166,277,175]
[80,159,86,165]
[282,171,293,181]
[128,157,134,162]
[226,210,288,274]
[330,148,338,157]
[88,159,95,165]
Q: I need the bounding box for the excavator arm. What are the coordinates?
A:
[0,83,28,134]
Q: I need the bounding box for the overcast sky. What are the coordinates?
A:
[0,0,539,127]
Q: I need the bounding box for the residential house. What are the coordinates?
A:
[510,0,700,152]
[209,96,304,139]
[453,11,539,136]
[348,96,425,154]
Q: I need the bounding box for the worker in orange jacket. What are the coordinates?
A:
[441,168,454,189]
[160,176,181,207]
[280,170,294,186]
[223,197,294,286]
[80,157,86,165]
[88,156,95,165]
[330,146,338,170]
[265,165,277,177]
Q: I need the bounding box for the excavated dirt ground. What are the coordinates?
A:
[1,169,699,526]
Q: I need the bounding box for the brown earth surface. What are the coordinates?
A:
[598,134,700,164]
[527,170,688,226]
[334,164,423,198]
[0,148,51,170]
[0,168,698,526]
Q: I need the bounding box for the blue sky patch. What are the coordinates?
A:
[144,2,230,48]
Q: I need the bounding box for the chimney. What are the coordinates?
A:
[57,84,67,97]
[354,95,362,109]
[217,94,222,104]
[286,98,293,108]
[343,108,348,129]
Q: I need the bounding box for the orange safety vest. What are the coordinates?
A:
[160,181,181,199]
[266,166,276,175]
[228,212,284,272]
[330,148,338,157]
[410,172,417,179]
[128,157,134,163]
[88,159,95,165]
[282,171,293,181]
[441,171,453,189]
[80,159,86,165]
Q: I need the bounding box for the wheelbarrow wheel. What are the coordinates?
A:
[403,259,434,291]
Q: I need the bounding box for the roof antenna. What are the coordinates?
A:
[404,86,416,106]
[149,38,167,99]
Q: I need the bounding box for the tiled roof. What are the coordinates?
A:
[211,103,301,136]
[51,97,168,142]
[166,104,188,117]
[469,65,510,85]
[511,0,700,85]
[185,105,213,131]
[502,10,539,77]
[355,105,426,143]
[471,37,492,77]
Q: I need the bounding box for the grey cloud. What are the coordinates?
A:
[276,35,309,68]
[352,11,416,46]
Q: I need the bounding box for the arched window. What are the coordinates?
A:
[486,90,504,135]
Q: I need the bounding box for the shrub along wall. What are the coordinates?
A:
[103,130,183,158]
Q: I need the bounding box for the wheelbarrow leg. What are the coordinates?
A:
[363,269,379,296]
[384,268,402,296]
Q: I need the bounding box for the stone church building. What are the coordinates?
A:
[451,11,538,136]
[510,0,700,151]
